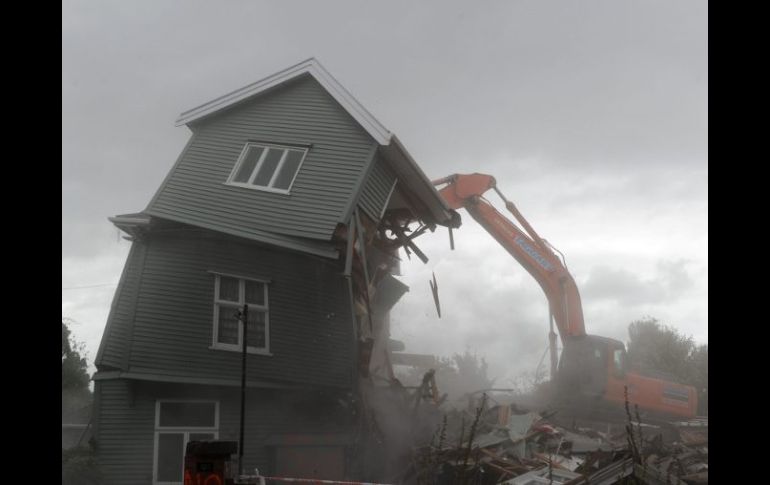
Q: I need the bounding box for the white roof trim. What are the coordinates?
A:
[175,58,393,145]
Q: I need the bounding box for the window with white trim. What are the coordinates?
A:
[226,143,307,193]
[212,274,270,353]
[153,401,218,485]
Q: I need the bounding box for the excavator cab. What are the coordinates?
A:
[556,335,615,399]
[550,335,631,421]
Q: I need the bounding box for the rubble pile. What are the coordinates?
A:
[634,420,708,485]
[391,393,707,485]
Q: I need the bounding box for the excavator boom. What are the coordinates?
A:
[434,173,585,339]
[433,173,698,419]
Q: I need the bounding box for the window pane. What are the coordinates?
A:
[217,305,239,345]
[245,281,265,306]
[157,433,184,482]
[253,148,284,186]
[246,311,266,348]
[272,150,304,190]
[233,146,264,183]
[219,277,239,302]
[613,349,626,376]
[159,402,216,427]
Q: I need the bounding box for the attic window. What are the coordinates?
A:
[226,143,307,193]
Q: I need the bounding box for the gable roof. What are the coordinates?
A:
[175,58,392,145]
[173,58,454,229]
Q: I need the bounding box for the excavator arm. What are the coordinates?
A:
[433,173,698,420]
[433,173,585,340]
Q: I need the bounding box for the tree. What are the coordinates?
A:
[62,321,90,391]
[62,320,101,484]
[626,317,708,415]
[627,317,694,381]
[62,320,92,423]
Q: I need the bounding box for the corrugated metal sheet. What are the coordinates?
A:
[106,226,353,389]
[358,154,397,223]
[147,75,377,248]
[95,379,354,485]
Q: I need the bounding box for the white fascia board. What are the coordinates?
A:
[108,215,151,226]
[175,58,392,145]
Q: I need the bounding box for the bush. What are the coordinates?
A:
[62,445,102,485]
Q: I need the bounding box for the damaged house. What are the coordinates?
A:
[92,58,457,484]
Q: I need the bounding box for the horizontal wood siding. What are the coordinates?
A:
[95,379,354,485]
[358,154,397,222]
[148,75,377,243]
[94,379,156,484]
[124,227,352,388]
[97,242,144,370]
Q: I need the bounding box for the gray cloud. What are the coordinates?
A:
[62,0,707,375]
[582,259,695,306]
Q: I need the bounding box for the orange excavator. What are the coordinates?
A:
[433,173,698,420]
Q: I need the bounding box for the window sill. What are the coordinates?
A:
[209,345,273,356]
[223,182,291,195]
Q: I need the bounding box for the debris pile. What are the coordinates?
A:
[387,391,707,485]
[633,420,708,485]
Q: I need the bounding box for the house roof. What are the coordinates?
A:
[176,58,392,145]
[174,58,454,226]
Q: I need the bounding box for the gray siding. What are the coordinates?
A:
[147,75,377,245]
[96,242,145,370]
[102,226,353,388]
[95,379,353,485]
[358,154,397,223]
[94,380,156,484]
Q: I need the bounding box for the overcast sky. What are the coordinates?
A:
[62,0,707,386]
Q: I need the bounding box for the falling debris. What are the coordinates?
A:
[429,272,441,318]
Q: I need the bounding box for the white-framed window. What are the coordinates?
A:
[153,400,219,485]
[211,272,270,355]
[226,142,308,193]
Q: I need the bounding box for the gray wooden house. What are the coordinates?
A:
[92,58,456,484]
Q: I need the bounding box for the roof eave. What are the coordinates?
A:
[109,212,152,238]
[380,135,454,226]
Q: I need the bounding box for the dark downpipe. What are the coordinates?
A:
[238,304,249,476]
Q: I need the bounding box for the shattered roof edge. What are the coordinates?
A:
[383,135,454,225]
